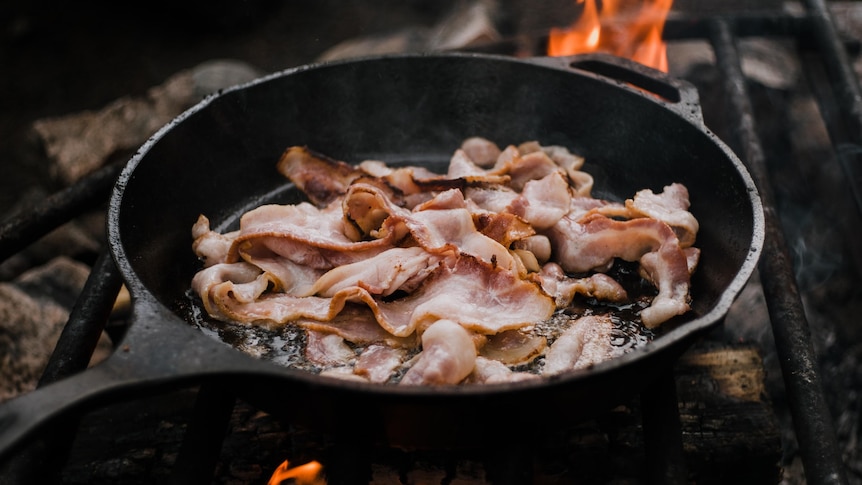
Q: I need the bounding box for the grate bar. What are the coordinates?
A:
[708,17,848,485]
[641,371,687,484]
[665,12,808,41]
[38,250,123,387]
[0,161,123,264]
[800,0,862,214]
[168,384,236,485]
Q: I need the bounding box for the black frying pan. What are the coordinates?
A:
[0,52,764,456]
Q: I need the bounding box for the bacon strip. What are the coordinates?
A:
[546,213,691,327]
[461,137,502,167]
[586,184,698,248]
[479,329,547,366]
[513,172,573,230]
[228,202,392,268]
[308,247,441,298]
[192,255,555,338]
[467,356,540,384]
[295,305,417,349]
[192,215,238,267]
[355,344,407,383]
[305,331,355,367]
[191,262,279,325]
[537,262,628,308]
[371,256,555,336]
[277,146,363,206]
[400,319,477,386]
[542,315,623,375]
[627,183,699,248]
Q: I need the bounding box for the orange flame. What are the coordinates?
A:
[267,459,326,485]
[548,0,673,72]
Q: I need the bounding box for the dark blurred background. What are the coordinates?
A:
[0,1,461,215]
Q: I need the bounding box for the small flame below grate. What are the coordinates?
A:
[268,459,325,485]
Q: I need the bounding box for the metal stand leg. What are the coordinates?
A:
[641,370,687,485]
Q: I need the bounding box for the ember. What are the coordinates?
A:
[548,0,673,71]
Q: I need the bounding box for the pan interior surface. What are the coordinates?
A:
[110,54,761,388]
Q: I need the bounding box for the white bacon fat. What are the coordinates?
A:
[191,138,700,385]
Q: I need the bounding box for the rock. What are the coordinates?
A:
[31,59,264,186]
[32,71,196,185]
[0,282,69,402]
[0,256,112,403]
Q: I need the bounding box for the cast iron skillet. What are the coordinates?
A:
[0,52,764,457]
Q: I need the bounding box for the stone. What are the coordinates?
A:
[31,60,263,186]
[0,256,112,402]
[0,282,69,402]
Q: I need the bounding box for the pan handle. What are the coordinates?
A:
[0,298,267,465]
[0,355,192,465]
[532,53,705,126]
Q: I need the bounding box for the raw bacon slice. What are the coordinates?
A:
[513,172,572,230]
[546,213,691,327]
[586,183,698,248]
[308,247,442,298]
[340,184,517,271]
[627,183,699,248]
[193,255,554,339]
[638,250,692,328]
[547,213,681,273]
[191,262,279,324]
[192,215,238,267]
[467,356,540,384]
[305,330,356,367]
[340,182,411,241]
[354,344,407,383]
[463,186,519,214]
[400,319,477,386]
[511,235,552,265]
[542,315,623,375]
[472,212,535,249]
[496,147,561,191]
[277,146,363,206]
[234,249,323,296]
[461,137,502,167]
[537,262,628,308]
[228,201,393,270]
[371,255,556,336]
[479,329,547,366]
[516,141,592,195]
[447,149,511,185]
[407,193,519,271]
[295,305,417,349]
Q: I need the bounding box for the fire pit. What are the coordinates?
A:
[2,1,861,484]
